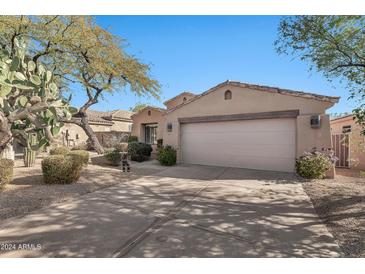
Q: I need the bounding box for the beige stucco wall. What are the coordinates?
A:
[60,123,88,145]
[297,115,332,155]
[111,120,132,132]
[91,124,112,132]
[163,85,335,175]
[331,116,365,170]
[131,108,165,147]
[164,93,196,110]
[59,123,112,145]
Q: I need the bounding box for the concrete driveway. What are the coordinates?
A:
[0,163,342,257]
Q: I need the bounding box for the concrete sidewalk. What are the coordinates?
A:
[0,164,342,257]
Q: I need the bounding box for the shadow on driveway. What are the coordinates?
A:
[0,163,342,258]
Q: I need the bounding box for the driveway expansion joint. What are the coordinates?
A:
[112,186,208,257]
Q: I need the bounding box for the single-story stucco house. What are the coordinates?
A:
[12,109,134,154]
[60,109,134,147]
[131,80,339,173]
[331,114,365,170]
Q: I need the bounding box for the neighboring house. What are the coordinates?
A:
[330,114,365,170]
[61,109,134,147]
[132,80,339,173]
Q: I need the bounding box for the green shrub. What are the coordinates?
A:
[128,142,153,162]
[104,149,122,166]
[296,148,336,179]
[157,146,176,166]
[68,150,89,166]
[114,142,128,153]
[42,155,83,184]
[0,159,14,187]
[128,135,138,143]
[50,146,70,155]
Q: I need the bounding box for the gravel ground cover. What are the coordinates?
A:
[0,156,141,221]
[302,172,365,257]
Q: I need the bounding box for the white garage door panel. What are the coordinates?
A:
[181,118,296,172]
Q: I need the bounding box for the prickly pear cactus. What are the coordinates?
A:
[0,38,77,154]
[23,134,37,167]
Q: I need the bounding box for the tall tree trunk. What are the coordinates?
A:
[78,112,104,154]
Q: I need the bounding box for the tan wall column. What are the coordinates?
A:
[296,114,334,178]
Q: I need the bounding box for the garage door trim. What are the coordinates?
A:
[178,109,299,124]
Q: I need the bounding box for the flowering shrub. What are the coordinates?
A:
[296,147,338,179]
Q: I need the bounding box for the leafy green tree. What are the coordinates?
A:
[0,16,160,153]
[0,38,74,155]
[276,16,365,132]
[129,102,149,112]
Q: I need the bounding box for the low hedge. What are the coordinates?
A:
[42,155,83,184]
[157,146,176,166]
[104,149,122,166]
[68,150,89,166]
[128,142,153,162]
[50,146,70,155]
[0,159,14,187]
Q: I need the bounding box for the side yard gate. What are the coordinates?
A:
[331,133,350,168]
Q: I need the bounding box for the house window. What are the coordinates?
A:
[145,124,157,144]
[342,125,351,133]
[167,123,173,132]
[183,97,187,102]
[148,110,151,116]
[224,90,232,100]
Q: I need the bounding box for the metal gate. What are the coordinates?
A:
[331,133,350,168]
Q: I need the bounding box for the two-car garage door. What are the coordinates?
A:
[181,118,296,172]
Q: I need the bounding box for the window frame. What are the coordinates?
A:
[145,124,158,144]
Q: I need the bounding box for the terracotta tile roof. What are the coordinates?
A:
[109,110,134,120]
[330,114,354,122]
[165,80,340,114]
[85,109,133,125]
